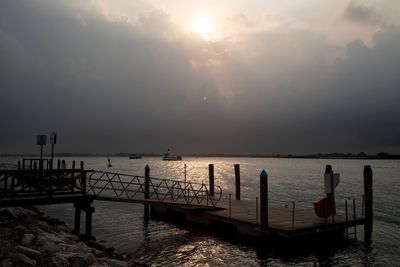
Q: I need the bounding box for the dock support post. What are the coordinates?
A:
[144,165,150,221]
[234,164,240,200]
[85,206,94,237]
[364,165,373,241]
[229,193,232,218]
[260,169,268,230]
[353,198,357,239]
[209,164,214,197]
[73,202,81,235]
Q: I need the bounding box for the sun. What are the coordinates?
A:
[190,15,215,40]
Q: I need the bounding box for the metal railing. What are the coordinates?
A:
[0,169,87,198]
[87,171,222,207]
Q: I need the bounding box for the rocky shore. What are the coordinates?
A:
[0,207,145,267]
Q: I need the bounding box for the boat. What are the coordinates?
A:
[129,154,142,159]
[162,149,182,161]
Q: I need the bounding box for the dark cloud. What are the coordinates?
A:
[0,0,399,154]
[343,1,382,26]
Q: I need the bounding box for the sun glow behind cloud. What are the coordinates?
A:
[190,13,215,40]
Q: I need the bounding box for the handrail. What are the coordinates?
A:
[87,171,222,207]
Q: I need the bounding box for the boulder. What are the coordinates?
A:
[21,233,35,246]
[106,259,127,267]
[16,246,42,260]
[9,253,36,266]
[1,258,14,267]
[49,255,69,267]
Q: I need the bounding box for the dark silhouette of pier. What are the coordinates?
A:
[0,159,373,243]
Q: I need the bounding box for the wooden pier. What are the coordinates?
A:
[0,159,373,243]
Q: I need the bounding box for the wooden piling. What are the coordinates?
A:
[364,165,373,241]
[85,206,94,237]
[209,164,214,196]
[260,169,268,230]
[73,202,81,235]
[234,164,241,200]
[144,165,150,220]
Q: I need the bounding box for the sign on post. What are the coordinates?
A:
[37,135,47,146]
[324,173,340,194]
[50,132,57,145]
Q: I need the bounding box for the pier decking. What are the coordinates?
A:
[0,160,373,243]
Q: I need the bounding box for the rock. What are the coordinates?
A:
[35,220,51,232]
[70,255,86,267]
[10,253,36,266]
[107,259,127,267]
[1,258,13,267]
[84,253,98,266]
[49,255,69,267]
[36,236,57,253]
[21,233,35,246]
[12,207,38,219]
[16,246,42,260]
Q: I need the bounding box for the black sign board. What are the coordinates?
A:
[37,135,46,146]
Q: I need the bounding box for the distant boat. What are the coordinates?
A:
[162,149,182,161]
[129,154,142,159]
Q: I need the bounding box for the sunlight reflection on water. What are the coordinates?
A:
[27,156,400,266]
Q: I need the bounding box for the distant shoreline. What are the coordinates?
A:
[1,152,399,160]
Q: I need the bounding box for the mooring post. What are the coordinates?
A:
[73,202,81,235]
[260,169,268,230]
[255,197,259,225]
[364,165,373,241]
[57,160,61,170]
[144,165,150,220]
[209,164,214,197]
[17,161,21,170]
[234,164,241,200]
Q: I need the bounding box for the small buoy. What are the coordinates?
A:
[107,158,112,168]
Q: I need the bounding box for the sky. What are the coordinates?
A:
[1,0,400,155]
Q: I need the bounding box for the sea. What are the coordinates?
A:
[1,156,399,266]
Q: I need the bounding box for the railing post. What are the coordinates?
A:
[17,161,21,170]
[260,169,268,230]
[234,164,241,200]
[144,165,150,220]
[209,164,214,197]
[82,171,87,196]
[364,165,373,241]
[71,160,76,192]
[49,169,53,198]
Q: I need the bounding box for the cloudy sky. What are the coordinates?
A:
[1,0,400,155]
